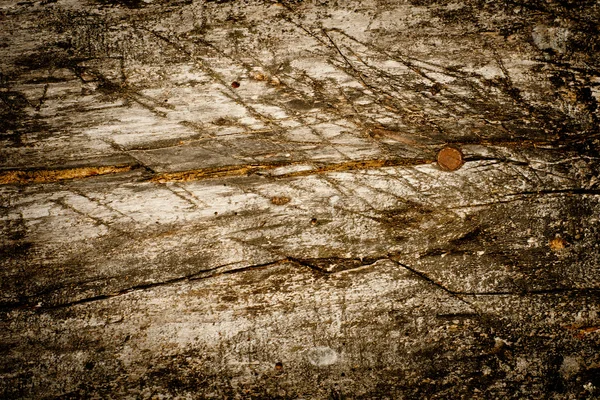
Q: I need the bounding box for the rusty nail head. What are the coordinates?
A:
[437,146,464,171]
[231,81,240,88]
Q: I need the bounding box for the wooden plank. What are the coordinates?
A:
[1,0,599,398]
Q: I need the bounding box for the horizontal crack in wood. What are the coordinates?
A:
[3,253,598,313]
[1,259,288,312]
[151,158,432,183]
[280,158,431,178]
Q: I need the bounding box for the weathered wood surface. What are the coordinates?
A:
[1,0,600,398]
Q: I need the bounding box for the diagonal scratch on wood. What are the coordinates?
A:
[52,197,133,238]
[390,259,478,312]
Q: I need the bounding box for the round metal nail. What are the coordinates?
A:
[437,146,464,172]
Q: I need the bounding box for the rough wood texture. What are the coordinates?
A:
[1,0,599,398]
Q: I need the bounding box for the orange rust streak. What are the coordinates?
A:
[563,324,600,339]
[1,158,433,186]
[0,165,134,185]
[151,164,278,183]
